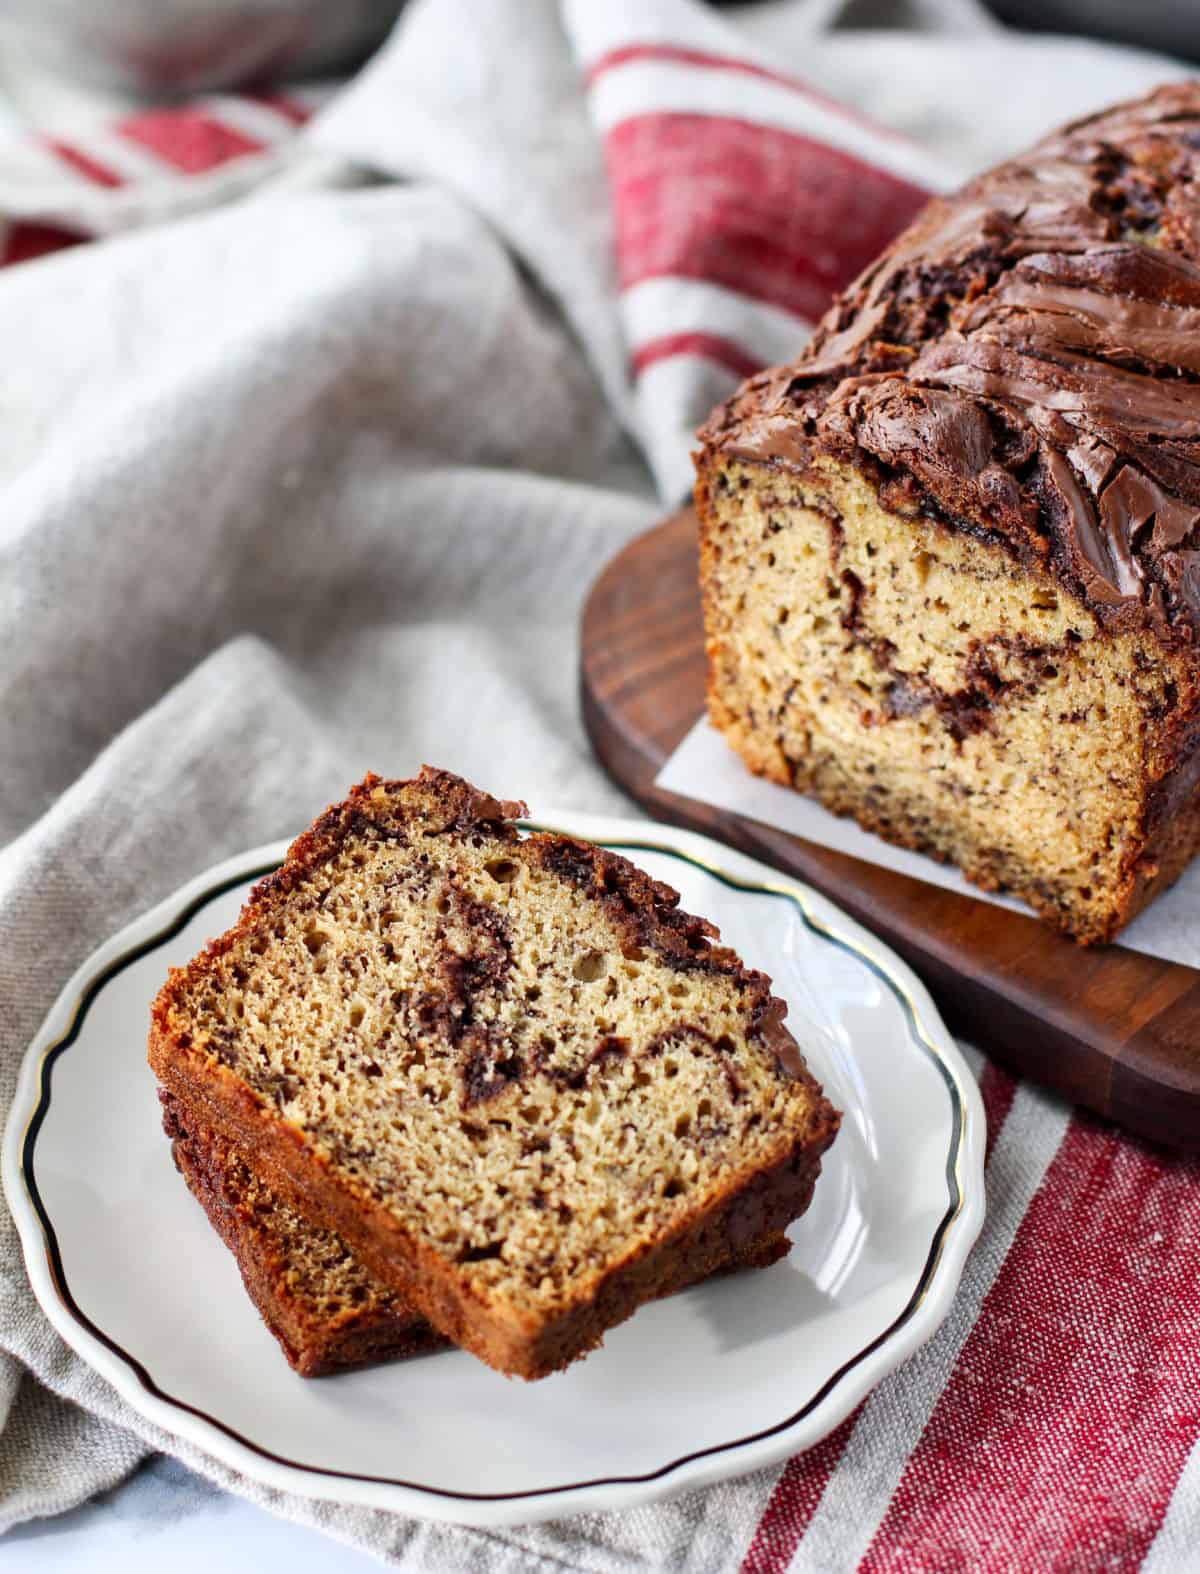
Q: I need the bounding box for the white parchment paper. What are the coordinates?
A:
[657,720,1200,969]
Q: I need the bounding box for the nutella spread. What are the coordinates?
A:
[702,84,1200,637]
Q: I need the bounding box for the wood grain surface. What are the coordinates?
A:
[581,507,1200,1150]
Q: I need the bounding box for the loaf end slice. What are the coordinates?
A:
[149,768,839,1378]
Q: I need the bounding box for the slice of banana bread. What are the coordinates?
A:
[149,768,838,1379]
[161,1089,448,1376]
[695,84,1200,945]
[161,1091,791,1376]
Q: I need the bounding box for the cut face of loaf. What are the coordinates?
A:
[149,769,838,1379]
[699,456,1197,943]
[696,84,1200,945]
[161,1089,791,1377]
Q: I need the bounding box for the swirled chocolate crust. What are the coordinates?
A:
[695,85,1200,943]
[149,770,837,1379]
[701,84,1200,637]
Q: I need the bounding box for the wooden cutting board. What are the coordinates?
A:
[581,506,1200,1151]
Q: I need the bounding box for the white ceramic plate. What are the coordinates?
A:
[4,812,984,1527]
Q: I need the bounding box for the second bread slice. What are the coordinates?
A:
[161,1089,449,1376]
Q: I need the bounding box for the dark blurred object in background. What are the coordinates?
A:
[983,0,1200,66]
[0,0,405,94]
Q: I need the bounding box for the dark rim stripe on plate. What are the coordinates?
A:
[19,829,967,1504]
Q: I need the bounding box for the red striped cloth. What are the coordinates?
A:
[0,87,327,269]
[5,7,1200,1568]
[569,1,949,497]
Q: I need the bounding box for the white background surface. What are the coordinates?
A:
[5,1459,383,1573]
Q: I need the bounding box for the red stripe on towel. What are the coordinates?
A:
[584,42,930,149]
[632,330,762,380]
[859,1115,1200,1573]
[43,138,125,188]
[2,222,83,267]
[979,1061,1018,1165]
[741,1413,859,1574]
[244,91,314,127]
[606,113,927,325]
[118,107,266,172]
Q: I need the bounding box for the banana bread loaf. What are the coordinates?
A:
[696,83,1200,944]
[149,769,838,1379]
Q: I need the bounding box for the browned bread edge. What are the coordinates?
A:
[162,1089,448,1376]
[161,1089,794,1378]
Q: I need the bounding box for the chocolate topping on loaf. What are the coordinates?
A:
[701,83,1200,636]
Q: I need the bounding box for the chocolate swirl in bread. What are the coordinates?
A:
[150,770,838,1379]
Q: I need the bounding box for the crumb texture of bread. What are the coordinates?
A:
[149,769,838,1378]
[696,84,1200,945]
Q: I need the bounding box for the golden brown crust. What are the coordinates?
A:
[152,1044,828,1377]
[152,1003,833,1379]
[148,770,839,1379]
